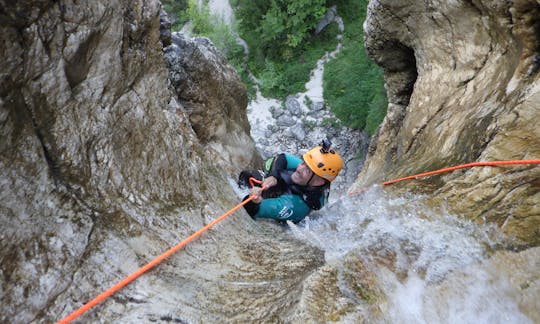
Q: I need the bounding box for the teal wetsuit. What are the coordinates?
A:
[240,154,329,223]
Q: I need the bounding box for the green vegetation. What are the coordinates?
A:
[235,0,325,61]
[321,117,342,128]
[161,0,189,29]
[323,0,387,135]
[165,0,254,95]
[163,0,387,135]
[235,0,338,98]
[183,0,244,60]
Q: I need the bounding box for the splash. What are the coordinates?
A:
[288,186,532,323]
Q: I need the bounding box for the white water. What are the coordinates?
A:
[208,2,534,322]
[288,186,532,323]
[207,0,234,25]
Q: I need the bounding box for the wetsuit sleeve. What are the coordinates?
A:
[267,154,302,178]
[267,154,287,178]
[242,195,260,217]
[254,194,311,223]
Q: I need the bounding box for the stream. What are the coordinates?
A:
[288,186,532,323]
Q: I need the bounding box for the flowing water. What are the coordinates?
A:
[287,186,533,323]
[210,2,535,322]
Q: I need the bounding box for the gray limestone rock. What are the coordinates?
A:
[276,115,297,127]
[164,32,261,175]
[355,0,540,245]
[0,1,317,322]
[285,95,303,117]
[1,0,538,323]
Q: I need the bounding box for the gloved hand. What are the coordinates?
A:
[262,176,277,188]
[250,176,276,203]
[249,187,264,203]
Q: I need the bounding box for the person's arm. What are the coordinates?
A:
[267,154,287,178]
[250,194,310,223]
[267,154,302,176]
[261,153,301,192]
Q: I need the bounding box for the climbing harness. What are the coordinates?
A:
[57,159,540,322]
[57,178,265,324]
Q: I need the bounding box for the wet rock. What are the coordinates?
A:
[310,101,325,112]
[355,0,540,244]
[159,9,172,47]
[286,124,306,141]
[0,1,317,322]
[264,128,274,138]
[285,95,303,116]
[422,247,540,323]
[164,32,261,175]
[275,115,297,127]
[290,250,384,322]
[270,105,285,118]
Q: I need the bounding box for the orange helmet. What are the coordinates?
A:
[303,141,343,182]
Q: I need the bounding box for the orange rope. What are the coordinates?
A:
[249,177,263,187]
[58,160,539,322]
[57,182,265,324]
[382,160,540,186]
[347,159,540,196]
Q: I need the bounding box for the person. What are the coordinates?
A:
[238,139,343,223]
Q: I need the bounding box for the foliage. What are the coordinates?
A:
[164,0,256,96]
[186,0,213,34]
[323,41,387,131]
[304,96,312,108]
[235,0,336,97]
[323,0,387,134]
[365,86,387,135]
[236,0,326,61]
[161,0,189,29]
[164,0,242,60]
[321,117,342,128]
[245,14,339,98]
[163,0,388,134]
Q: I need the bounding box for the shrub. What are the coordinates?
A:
[323,0,387,135]
[164,0,388,134]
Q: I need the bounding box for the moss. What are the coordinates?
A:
[342,257,383,304]
[99,209,143,237]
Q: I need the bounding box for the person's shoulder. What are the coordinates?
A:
[283,154,302,167]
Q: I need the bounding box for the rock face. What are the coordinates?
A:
[2,0,539,322]
[355,0,540,245]
[164,32,261,176]
[0,1,316,322]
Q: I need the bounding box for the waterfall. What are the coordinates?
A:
[288,186,533,323]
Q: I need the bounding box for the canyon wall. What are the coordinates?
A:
[0,1,316,322]
[356,0,540,244]
[1,0,539,322]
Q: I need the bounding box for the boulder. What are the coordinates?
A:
[164,32,261,175]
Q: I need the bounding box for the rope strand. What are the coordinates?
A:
[382,160,540,186]
[58,160,540,322]
[347,160,540,196]
[57,181,265,324]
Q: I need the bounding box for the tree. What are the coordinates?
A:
[237,0,326,61]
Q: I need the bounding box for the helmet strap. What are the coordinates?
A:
[306,172,316,186]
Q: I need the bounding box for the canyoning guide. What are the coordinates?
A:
[238,139,343,223]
